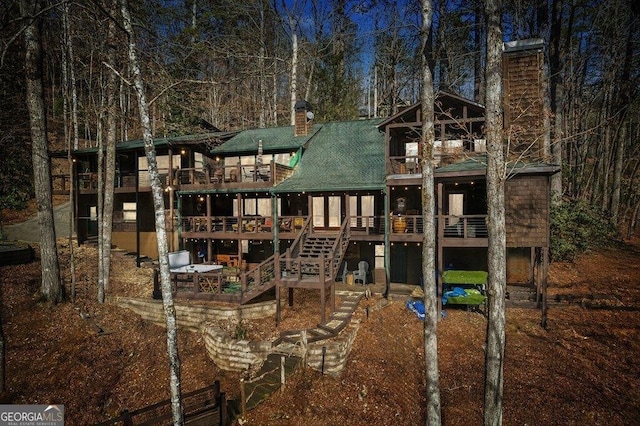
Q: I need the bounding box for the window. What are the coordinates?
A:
[313,196,341,227]
[138,154,179,186]
[123,202,136,222]
[405,142,418,159]
[233,198,279,217]
[350,195,374,227]
[449,193,464,216]
[375,244,385,269]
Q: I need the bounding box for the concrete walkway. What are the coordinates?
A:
[2,201,71,243]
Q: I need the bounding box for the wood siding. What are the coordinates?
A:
[503,50,545,160]
[505,175,549,247]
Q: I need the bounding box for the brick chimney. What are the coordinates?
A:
[503,38,547,161]
[294,100,314,137]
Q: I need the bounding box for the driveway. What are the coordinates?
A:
[2,202,72,243]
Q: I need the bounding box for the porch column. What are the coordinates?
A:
[541,247,549,328]
[344,194,350,227]
[384,188,390,297]
[437,182,444,315]
[135,149,140,267]
[237,193,243,261]
[176,194,183,250]
[168,148,174,251]
[206,194,212,263]
[272,192,279,254]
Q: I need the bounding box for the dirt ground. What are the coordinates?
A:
[0,234,639,425]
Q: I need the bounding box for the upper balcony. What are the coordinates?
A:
[379,92,486,179]
[176,160,294,191]
[388,138,487,177]
[179,213,487,246]
[58,160,295,195]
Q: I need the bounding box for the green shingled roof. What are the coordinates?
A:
[53,132,235,157]
[273,119,386,193]
[435,154,559,177]
[211,125,321,154]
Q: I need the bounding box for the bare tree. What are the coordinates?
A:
[98,1,119,303]
[420,0,441,425]
[21,0,62,304]
[121,0,184,423]
[548,0,564,202]
[483,0,506,424]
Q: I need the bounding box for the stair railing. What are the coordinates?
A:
[327,217,351,280]
[240,254,276,303]
[288,216,312,258]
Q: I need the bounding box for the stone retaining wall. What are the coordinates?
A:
[307,321,360,377]
[202,325,272,372]
[112,296,361,376]
[111,296,276,332]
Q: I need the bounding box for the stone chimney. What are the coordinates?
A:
[503,38,547,161]
[294,100,314,137]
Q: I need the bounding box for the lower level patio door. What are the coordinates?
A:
[312,196,341,230]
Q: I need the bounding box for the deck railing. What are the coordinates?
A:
[176,161,294,188]
[439,215,488,238]
[387,139,487,176]
[180,215,307,235]
[70,162,292,193]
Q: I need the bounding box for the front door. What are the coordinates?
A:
[312,196,341,230]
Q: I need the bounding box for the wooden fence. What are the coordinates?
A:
[95,381,228,426]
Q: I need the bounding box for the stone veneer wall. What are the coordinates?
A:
[111,297,276,332]
[202,325,272,372]
[306,321,360,377]
[112,296,361,376]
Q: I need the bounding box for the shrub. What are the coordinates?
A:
[550,199,616,262]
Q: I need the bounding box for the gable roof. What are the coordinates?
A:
[273,119,386,193]
[376,91,485,129]
[211,125,321,154]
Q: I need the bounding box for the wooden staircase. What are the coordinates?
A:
[272,292,364,351]
[284,217,351,281]
[239,218,352,326]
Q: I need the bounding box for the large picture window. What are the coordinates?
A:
[233,198,279,217]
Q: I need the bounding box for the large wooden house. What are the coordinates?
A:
[54,39,557,316]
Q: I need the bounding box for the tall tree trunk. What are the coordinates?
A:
[549,0,564,203]
[99,2,119,303]
[610,123,626,224]
[420,1,441,425]
[61,4,76,302]
[272,63,278,126]
[21,0,63,304]
[97,95,105,302]
[483,0,506,424]
[121,0,184,423]
[289,15,298,125]
[473,2,484,103]
[609,8,634,225]
[63,2,79,151]
[258,2,266,129]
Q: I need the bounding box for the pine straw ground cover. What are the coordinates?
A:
[0,238,639,425]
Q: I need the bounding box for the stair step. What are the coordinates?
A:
[323,320,343,329]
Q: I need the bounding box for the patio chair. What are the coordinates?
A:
[353,261,369,285]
